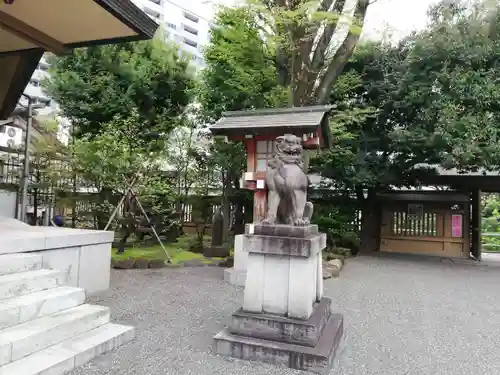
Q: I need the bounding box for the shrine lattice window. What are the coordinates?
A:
[256,140,276,172]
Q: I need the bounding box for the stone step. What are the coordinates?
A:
[0,304,110,366]
[0,286,86,330]
[0,253,43,276]
[0,269,66,301]
[0,323,134,375]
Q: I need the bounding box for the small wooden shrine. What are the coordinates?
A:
[210,106,334,222]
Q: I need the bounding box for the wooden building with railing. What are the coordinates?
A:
[377,191,471,258]
[375,167,499,260]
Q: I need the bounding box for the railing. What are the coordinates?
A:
[481,232,500,251]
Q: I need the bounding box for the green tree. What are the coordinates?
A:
[315,0,500,252]
[312,40,409,251]
[398,0,500,172]
[197,6,279,243]
[68,110,175,232]
[164,115,214,224]
[43,30,194,143]
[198,6,286,122]
[197,1,372,243]
[247,0,371,105]
[201,0,372,108]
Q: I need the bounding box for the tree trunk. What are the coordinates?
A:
[314,0,371,104]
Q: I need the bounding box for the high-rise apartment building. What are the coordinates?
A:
[21,55,56,115]
[136,0,214,69]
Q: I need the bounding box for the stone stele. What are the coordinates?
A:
[213,134,344,374]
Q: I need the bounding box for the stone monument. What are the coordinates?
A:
[213,134,344,374]
[204,208,229,257]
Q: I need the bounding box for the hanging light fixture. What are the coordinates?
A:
[362,188,369,199]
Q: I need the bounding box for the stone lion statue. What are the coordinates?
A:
[262,134,313,226]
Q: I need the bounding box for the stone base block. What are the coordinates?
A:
[253,224,319,238]
[243,233,326,258]
[214,311,343,374]
[230,298,331,347]
[223,268,246,287]
[203,246,229,258]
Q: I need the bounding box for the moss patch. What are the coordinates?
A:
[111,235,222,265]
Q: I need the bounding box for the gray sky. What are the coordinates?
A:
[364,0,439,40]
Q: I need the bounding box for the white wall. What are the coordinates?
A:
[131,0,213,68]
[0,190,17,218]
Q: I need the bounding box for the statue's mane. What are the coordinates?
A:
[275,137,302,164]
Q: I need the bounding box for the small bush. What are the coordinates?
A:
[336,232,360,254]
[187,236,204,253]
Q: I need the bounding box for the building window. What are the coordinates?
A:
[33,98,50,107]
[256,140,276,172]
[183,11,199,23]
[184,38,198,48]
[166,22,176,29]
[144,7,161,20]
[37,63,49,72]
[183,24,198,36]
[148,0,161,4]
[29,80,40,87]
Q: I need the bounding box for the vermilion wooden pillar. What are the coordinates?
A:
[242,135,273,222]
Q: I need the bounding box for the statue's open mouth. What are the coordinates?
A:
[279,147,301,156]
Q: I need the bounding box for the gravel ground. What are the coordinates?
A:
[70,254,500,375]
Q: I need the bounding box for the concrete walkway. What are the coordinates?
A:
[71,255,500,375]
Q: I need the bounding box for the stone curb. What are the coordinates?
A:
[111,258,223,270]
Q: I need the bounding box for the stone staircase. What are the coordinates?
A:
[0,253,134,375]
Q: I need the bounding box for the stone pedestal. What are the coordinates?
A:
[214,224,344,374]
[224,225,254,286]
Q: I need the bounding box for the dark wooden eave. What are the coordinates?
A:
[413,164,500,193]
[210,105,334,148]
[0,49,44,120]
[72,0,159,48]
[376,191,470,203]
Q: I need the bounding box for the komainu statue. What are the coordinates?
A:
[262,134,313,226]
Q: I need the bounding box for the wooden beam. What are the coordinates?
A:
[0,10,67,55]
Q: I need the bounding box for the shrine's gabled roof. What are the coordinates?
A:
[0,0,159,119]
[210,105,334,148]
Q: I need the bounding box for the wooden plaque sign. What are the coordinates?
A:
[407,204,423,220]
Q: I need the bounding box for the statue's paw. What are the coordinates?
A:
[262,218,274,225]
[294,218,307,226]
